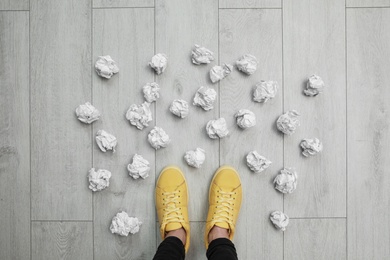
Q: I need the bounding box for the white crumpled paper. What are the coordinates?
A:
[125,102,152,130]
[246,151,271,173]
[149,53,168,75]
[127,154,150,179]
[276,110,300,135]
[274,168,298,194]
[236,54,258,75]
[210,63,233,83]
[148,126,170,149]
[143,82,160,103]
[88,168,111,192]
[304,74,324,96]
[110,211,142,236]
[184,148,205,168]
[235,109,256,129]
[253,80,278,103]
[96,130,117,152]
[300,138,323,157]
[191,44,214,65]
[95,55,119,79]
[270,211,289,231]
[170,99,189,118]
[206,118,229,139]
[193,86,217,111]
[75,102,101,124]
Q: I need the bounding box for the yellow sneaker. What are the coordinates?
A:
[155,166,190,252]
[204,166,242,249]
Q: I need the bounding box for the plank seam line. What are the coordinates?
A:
[346,6,390,8]
[218,7,282,10]
[31,220,94,222]
[0,9,29,11]
[29,0,32,258]
[92,6,154,9]
[281,4,285,260]
[345,2,348,259]
[91,2,94,260]
[289,217,347,219]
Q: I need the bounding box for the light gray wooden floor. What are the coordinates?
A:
[1,0,389,259]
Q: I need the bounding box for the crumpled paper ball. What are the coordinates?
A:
[88,168,111,192]
[210,63,233,83]
[193,86,217,111]
[300,138,323,157]
[127,154,150,179]
[274,168,298,194]
[270,211,289,231]
[96,130,117,152]
[253,80,278,103]
[170,99,189,118]
[75,102,101,124]
[206,118,229,139]
[125,102,152,130]
[246,151,271,173]
[191,44,214,65]
[148,126,170,149]
[149,53,168,75]
[184,148,206,168]
[95,55,119,79]
[304,74,324,96]
[143,82,160,103]
[110,211,142,236]
[276,110,300,135]
[236,54,258,75]
[235,109,256,129]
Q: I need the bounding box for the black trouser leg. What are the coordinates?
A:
[206,238,238,260]
[153,236,185,260]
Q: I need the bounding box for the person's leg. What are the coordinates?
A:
[153,229,186,260]
[153,166,191,260]
[204,166,242,260]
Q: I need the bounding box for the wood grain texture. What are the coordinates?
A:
[30,0,92,220]
[32,222,93,260]
[283,0,346,218]
[347,8,390,259]
[219,9,283,259]
[219,0,281,8]
[155,0,219,222]
[0,0,28,10]
[93,0,154,8]
[346,0,390,7]
[284,219,346,259]
[0,11,30,260]
[92,8,156,259]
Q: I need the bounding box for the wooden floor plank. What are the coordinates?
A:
[92,8,156,259]
[346,0,390,7]
[32,222,93,260]
[284,219,346,259]
[219,9,283,259]
[155,0,219,222]
[0,0,28,10]
[30,0,92,220]
[93,0,154,8]
[347,8,390,259]
[0,11,30,260]
[283,0,346,218]
[219,0,281,8]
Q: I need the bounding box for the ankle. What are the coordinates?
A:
[208,226,229,243]
[166,228,186,246]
